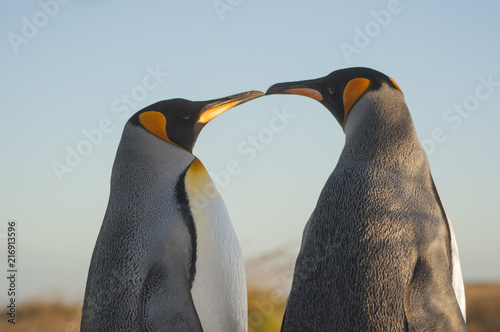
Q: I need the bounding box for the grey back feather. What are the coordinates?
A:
[282,86,467,331]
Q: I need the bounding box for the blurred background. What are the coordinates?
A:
[1,1,499,331]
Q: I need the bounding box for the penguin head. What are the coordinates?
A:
[130,91,264,153]
[266,67,403,130]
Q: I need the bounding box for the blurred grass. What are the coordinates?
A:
[0,301,81,332]
[247,284,500,332]
[465,284,500,332]
[1,277,498,331]
[248,288,287,332]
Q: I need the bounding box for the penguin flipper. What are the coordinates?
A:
[403,257,468,332]
[141,264,204,331]
[430,176,466,319]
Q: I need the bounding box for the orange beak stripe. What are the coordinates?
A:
[198,100,241,124]
[284,88,323,101]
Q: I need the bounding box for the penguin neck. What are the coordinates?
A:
[342,87,425,166]
[110,123,195,227]
[114,123,194,175]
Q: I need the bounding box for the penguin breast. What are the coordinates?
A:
[184,158,247,332]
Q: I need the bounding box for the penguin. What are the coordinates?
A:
[80,90,263,331]
[266,68,467,331]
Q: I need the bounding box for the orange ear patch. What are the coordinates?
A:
[389,77,403,95]
[343,78,371,126]
[139,111,170,141]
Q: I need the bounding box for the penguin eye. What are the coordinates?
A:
[181,114,191,120]
[328,87,335,95]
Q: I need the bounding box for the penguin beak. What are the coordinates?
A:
[198,90,264,124]
[266,78,324,102]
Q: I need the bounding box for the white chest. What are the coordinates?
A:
[184,158,247,332]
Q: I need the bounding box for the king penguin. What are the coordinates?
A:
[266,68,467,331]
[80,90,263,332]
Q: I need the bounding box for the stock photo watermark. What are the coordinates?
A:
[188,107,297,214]
[248,238,339,330]
[339,0,408,64]
[4,220,18,324]
[422,74,500,156]
[248,288,285,330]
[7,0,72,54]
[213,0,243,21]
[51,65,169,182]
[65,310,81,332]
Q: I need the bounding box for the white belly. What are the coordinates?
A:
[185,158,247,332]
[449,220,466,319]
[435,189,466,320]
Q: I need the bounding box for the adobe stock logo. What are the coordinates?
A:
[212,0,243,21]
[188,107,297,214]
[51,65,169,182]
[339,0,407,64]
[422,74,500,156]
[7,0,71,54]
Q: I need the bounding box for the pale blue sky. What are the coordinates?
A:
[1,1,499,303]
